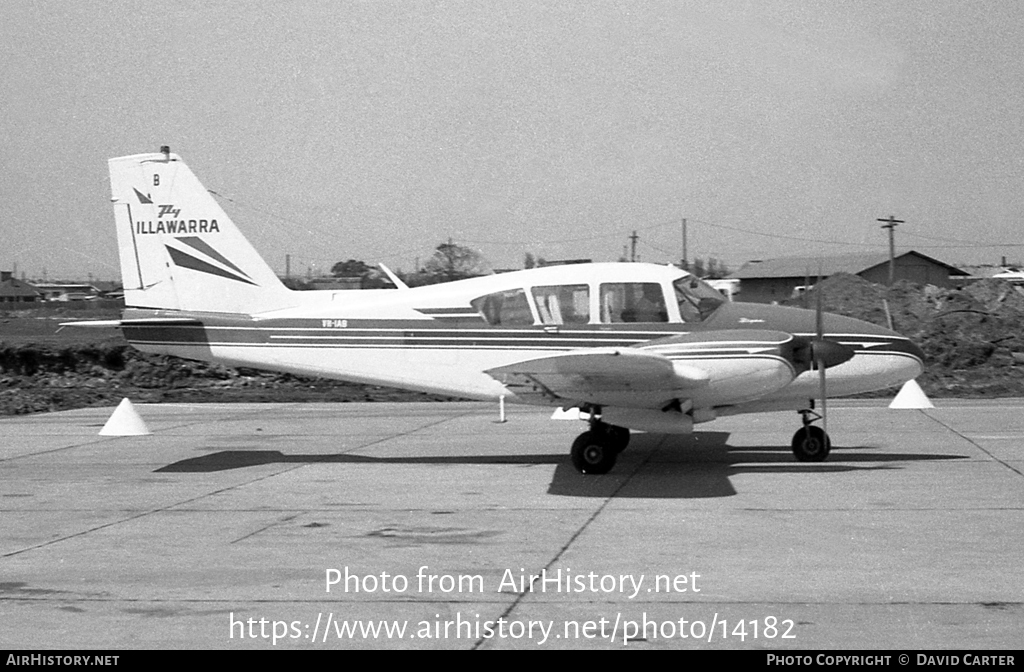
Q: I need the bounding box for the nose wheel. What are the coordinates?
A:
[792,409,830,462]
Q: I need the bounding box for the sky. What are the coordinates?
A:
[3,0,1024,282]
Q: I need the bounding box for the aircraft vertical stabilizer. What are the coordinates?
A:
[109,148,294,314]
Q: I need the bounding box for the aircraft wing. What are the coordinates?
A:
[485,348,709,409]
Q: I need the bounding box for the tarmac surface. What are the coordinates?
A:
[1,399,1021,650]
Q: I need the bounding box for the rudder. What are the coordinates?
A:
[109,147,294,314]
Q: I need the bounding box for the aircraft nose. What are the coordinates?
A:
[837,314,927,380]
[794,309,922,380]
[721,302,926,378]
[903,335,926,366]
[832,313,924,352]
[886,328,926,380]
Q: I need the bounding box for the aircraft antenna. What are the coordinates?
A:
[681,218,688,270]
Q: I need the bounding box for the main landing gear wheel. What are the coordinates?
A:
[791,425,831,462]
[605,424,630,454]
[571,430,618,475]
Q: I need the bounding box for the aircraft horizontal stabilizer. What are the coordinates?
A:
[60,317,204,329]
[58,320,126,329]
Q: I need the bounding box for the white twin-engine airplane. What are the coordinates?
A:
[76,147,925,474]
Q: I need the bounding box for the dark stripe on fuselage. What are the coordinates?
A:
[121,319,922,366]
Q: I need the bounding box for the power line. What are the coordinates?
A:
[900,229,1024,248]
[687,219,878,248]
[212,187,1024,270]
[637,238,680,258]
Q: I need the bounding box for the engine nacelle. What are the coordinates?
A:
[601,407,695,434]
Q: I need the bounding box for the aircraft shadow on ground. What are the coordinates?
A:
[155,431,968,499]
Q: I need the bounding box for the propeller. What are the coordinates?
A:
[777,272,858,461]
[785,281,856,444]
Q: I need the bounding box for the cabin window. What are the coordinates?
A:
[599,283,668,323]
[532,285,590,325]
[471,289,534,326]
[673,277,725,322]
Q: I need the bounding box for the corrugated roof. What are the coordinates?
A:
[728,251,967,279]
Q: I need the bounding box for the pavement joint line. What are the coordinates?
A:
[0,436,115,464]
[326,409,483,456]
[921,409,1024,479]
[470,433,665,650]
[0,468,304,559]
[229,512,303,544]
[1,408,484,559]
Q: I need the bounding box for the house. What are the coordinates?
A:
[728,251,968,304]
[0,271,41,303]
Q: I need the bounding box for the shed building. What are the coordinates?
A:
[728,251,968,303]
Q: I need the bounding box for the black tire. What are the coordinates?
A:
[791,425,831,462]
[605,424,630,454]
[571,431,618,474]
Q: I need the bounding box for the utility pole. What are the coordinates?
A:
[285,254,291,279]
[681,217,688,270]
[629,230,639,262]
[877,215,905,285]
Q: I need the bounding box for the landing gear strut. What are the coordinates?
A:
[570,412,630,474]
[791,406,830,462]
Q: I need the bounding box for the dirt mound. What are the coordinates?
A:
[788,274,1024,397]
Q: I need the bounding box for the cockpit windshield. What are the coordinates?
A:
[673,276,726,322]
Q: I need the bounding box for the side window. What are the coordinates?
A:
[471,289,534,326]
[531,285,590,325]
[599,283,668,323]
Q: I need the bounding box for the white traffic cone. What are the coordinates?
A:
[99,398,151,436]
[889,379,934,409]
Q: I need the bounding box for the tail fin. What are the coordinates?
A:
[109,148,294,314]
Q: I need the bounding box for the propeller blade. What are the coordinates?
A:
[816,265,826,439]
[815,281,824,339]
[818,354,827,440]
